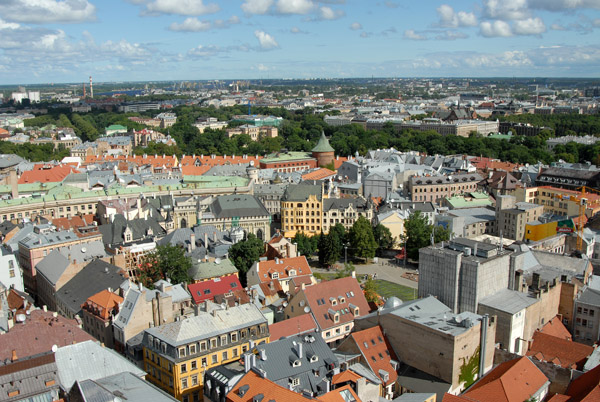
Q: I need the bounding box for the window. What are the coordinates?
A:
[211,354,218,364]
[189,344,197,355]
[290,378,300,387]
[200,341,207,351]
[181,378,188,389]
[233,348,239,357]
[201,357,207,367]
[179,347,187,358]
[591,310,595,317]
[181,364,187,373]
[210,338,217,349]
[191,375,198,386]
[231,332,238,342]
[222,351,228,360]
[220,335,228,346]
[191,360,197,370]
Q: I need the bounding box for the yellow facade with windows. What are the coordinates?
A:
[282,194,324,238]
[141,303,269,402]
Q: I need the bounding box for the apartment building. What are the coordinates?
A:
[321,197,374,234]
[515,185,600,217]
[142,302,269,401]
[225,125,278,141]
[81,289,123,349]
[409,173,483,203]
[495,195,544,241]
[281,183,324,238]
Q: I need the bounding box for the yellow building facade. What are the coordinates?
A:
[142,303,269,402]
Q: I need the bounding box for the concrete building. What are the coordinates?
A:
[495,195,544,241]
[0,248,23,292]
[355,296,496,396]
[419,238,512,314]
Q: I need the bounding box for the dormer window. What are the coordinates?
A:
[290,378,300,387]
[339,297,345,304]
[293,359,301,367]
[330,297,337,306]
[310,354,318,363]
[271,272,279,279]
[288,269,296,276]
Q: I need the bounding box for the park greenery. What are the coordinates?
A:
[138,244,192,288]
[15,105,600,165]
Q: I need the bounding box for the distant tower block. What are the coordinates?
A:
[89,76,94,98]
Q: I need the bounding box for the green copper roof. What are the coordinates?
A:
[312,131,334,153]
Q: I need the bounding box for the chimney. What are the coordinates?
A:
[260,349,267,361]
[478,314,489,378]
[190,231,196,251]
[9,170,18,199]
[213,231,217,242]
[204,232,208,247]
[296,342,303,359]
[11,350,17,362]
[244,353,253,372]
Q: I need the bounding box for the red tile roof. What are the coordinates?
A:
[540,316,572,341]
[302,168,336,181]
[82,290,123,320]
[527,331,593,370]
[464,356,548,402]
[83,155,178,169]
[188,274,243,304]
[51,214,95,231]
[0,310,94,361]
[255,256,313,284]
[227,370,309,402]
[181,165,212,176]
[301,277,370,331]
[18,165,79,184]
[350,325,398,386]
[318,385,361,402]
[331,369,363,385]
[567,362,600,402]
[269,314,318,341]
[180,154,262,168]
[470,157,520,172]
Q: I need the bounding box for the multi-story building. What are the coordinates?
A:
[284,276,370,345]
[418,238,512,314]
[247,256,316,293]
[321,197,374,234]
[259,152,317,173]
[514,185,600,218]
[573,278,600,345]
[281,183,324,238]
[495,195,544,241]
[536,165,600,190]
[0,248,23,292]
[81,289,123,349]
[355,296,496,396]
[200,194,271,241]
[409,173,483,203]
[141,302,269,402]
[225,125,278,141]
[253,183,287,221]
[17,224,102,294]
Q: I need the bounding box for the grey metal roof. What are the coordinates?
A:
[479,289,538,314]
[18,225,79,249]
[0,354,58,402]
[323,197,368,212]
[75,371,179,402]
[36,241,108,287]
[0,154,24,169]
[577,287,600,307]
[145,302,267,347]
[282,183,322,202]
[253,334,337,393]
[54,259,127,316]
[55,340,145,392]
[210,195,269,219]
[35,250,70,287]
[253,183,287,196]
[189,258,238,281]
[98,214,166,246]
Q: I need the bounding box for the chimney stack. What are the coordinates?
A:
[11,350,17,362]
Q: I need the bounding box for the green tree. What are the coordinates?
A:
[228,233,264,285]
[293,232,317,257]
[373,223,394,250]
[403,211,451,261]
[348,216,377,262]
[139,244,192,288]
[318,232,339,267]
[363,277,378,303]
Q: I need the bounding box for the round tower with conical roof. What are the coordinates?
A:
[312,130,335,167]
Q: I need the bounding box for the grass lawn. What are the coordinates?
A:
[374,279,417,301]
[314,272,337,281]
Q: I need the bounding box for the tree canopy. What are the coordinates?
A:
[348,216,378,262]
[228,233,265,286]
[138,244,192,288]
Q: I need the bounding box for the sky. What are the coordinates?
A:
[1,0,600,84]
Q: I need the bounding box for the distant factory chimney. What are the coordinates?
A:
[83,82,86,98]
[89,76,94,98]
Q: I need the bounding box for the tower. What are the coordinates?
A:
[89,76,94,98]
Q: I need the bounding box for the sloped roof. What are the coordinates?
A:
[255,256,313,284]
[302,168,336,181]
[301,277,370,331]
[350,325,399,386]
[269,313,318,341]
[83,289,123,320]
[540,316,572,341]
[567,362,600,402]
[210,194,269,219]
[227,370,310,402]
[464,356,548,402]
[312,132,335,153]
[527,331,593,370]
[187,274,242,304]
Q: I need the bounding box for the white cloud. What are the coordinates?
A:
[350,22,362,30]
[144,0,219,16]
[482,0,529,20]
[169,18,211,31]
[319,6,344,20]
[528,0,600,11]
[214,15,241,28]
[513,17,546,35]
[435,30,468,40]
[187,44,222,57]
[551,23,567,30]
[403,29,427,40]
[360,31,371,38]
[0,0,96,24]
[479,20,513,37]
[257,63,269,71]
[0,18,20,30]
[241,0,273,14]
[436,5,477,27]
[254,30,279,49]
[276,0,315,14]
[290,26,307,33]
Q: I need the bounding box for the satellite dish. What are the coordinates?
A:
[304,306,311,313]
[16,314,26,323]
[81,247,87,253]
[51,345,58,353]
[215,258,221,264]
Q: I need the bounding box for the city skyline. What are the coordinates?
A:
[1,0,600,85]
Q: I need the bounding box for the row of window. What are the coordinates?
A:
[1,203,95,221]
[577,307,595,317]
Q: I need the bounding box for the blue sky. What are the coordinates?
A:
[1,0,600,84]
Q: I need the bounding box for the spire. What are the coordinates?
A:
[311,130,334,153]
